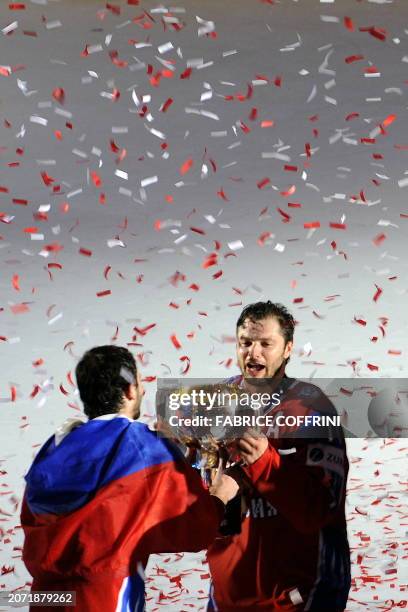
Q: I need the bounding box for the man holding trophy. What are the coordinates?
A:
[204,301,351,612]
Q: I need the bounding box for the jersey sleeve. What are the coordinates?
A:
[242,434,347,534]
[140,443,225,554]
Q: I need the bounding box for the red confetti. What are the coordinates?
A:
[344,16,354,31]
[12,274,20,291]
[257,231,273,246]
[277,207,291,223]
[239,121,251,134]
[142,376,156,383]
[217,188,229,201]
[90,171,102,188]
[10,387,17,402]
[10,303,29,314]
[373,284,383,302]
[190,227,206,235]
[180,67,192,79]
[345,55,364,64]
[170,334,182,349]
[361,25,387,41]
[96,290,111,297]
[106,3,121,16]
[180,356,191,374]
[257,177,270,190]
[52,87,65,104]
[59,384,69,396]
[367,363,379,371]
[79,248,92,257]
[202,253,218,269]
[133,323,156,336]
[382,113,397,127]
[304,221,320,229]
[161,98,173,112]
[180,158,193,175]
[30,385,40,399]
[372,233,386,246]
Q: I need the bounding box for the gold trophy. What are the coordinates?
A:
[157,381,250,534]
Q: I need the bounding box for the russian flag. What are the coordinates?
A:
[21,416,222,611]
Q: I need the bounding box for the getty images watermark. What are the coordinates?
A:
[156,378,408,440]
[166,387,341,430]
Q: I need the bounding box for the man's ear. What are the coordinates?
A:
[284,341,293,360]
[124,383,137,400]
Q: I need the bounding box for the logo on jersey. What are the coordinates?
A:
[306,444,344,477]
[246,497,278,519]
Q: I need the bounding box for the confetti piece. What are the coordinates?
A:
[90,171,102,188]
[345,55,364,64]
[10,303,29,314]
[373,284,383,302]
[180,158,193,175]
[11,275,20,291]
[52,87,65,104]
[372,233,386,246]
[344,16,354,31]
[281,185,296,197]
[180,356,190,374]
[304,221,320,229]
[96,290,111,297]
[170,334,182,349]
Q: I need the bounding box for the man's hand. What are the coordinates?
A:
[237,430,269,465]
[210,474,240,506]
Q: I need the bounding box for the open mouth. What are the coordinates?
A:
[245,362,266,376]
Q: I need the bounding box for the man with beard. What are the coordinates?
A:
[207,301,351,612]
[21,345,238,612]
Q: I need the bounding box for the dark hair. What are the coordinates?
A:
[75,345,137,420]
[236,301,295,344]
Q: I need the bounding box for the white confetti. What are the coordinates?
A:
[48,312,63,326]
[158,42,174,54]
[30,116,48,126]
[45,20,62,30]
[107,239,126,248]
[397,177,408,188]
[141,176,158,188]
[228,240,244,251]
[2,21,18,35]
[196,15,215,37]
[115,169,128,180]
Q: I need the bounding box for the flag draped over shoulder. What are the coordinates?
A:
[21,417,222,612]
